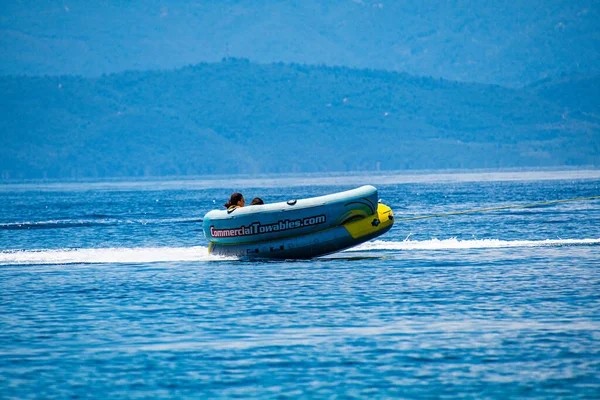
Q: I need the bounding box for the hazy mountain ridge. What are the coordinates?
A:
[1,0,598,86]
[1,59,598,180]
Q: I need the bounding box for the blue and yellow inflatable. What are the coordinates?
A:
[203,185,394,259]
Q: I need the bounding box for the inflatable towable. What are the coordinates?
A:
[203,185,394,259]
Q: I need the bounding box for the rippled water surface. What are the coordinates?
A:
[1,171,599,399]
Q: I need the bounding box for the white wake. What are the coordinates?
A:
[1,238,598,266]
[347,238,600,251]
[0,246,227,266]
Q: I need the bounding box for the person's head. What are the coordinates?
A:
[250,197,264,205]
[224,192,245,208]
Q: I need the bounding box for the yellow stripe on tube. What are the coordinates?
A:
[343,203,394,240]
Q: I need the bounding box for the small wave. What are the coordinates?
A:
[347,238,600,251]
[156,217,204,224]
[0,217,203,230]
[0,246,228,266]
[0,219,118,230]
[83,213,113,218]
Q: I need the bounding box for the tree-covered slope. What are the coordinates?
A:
[528,74,600,114]
[1,59,598,179]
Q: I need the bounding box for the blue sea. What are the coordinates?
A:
[1,170,599,399]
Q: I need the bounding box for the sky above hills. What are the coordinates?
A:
[1,0,599,86]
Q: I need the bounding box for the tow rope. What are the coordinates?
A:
[396,195,600,222]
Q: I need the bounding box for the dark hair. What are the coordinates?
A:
[250,197,264,205]
[224,192,244,208]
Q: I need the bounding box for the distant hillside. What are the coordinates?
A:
[1,59,599,180]
[1,0,599,86]
[529,74,600,114]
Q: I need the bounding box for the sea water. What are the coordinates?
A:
[1,171,599,399]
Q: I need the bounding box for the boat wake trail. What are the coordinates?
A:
[0,246,227,266]
[347,238,600,251]
[2,238,598,266]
